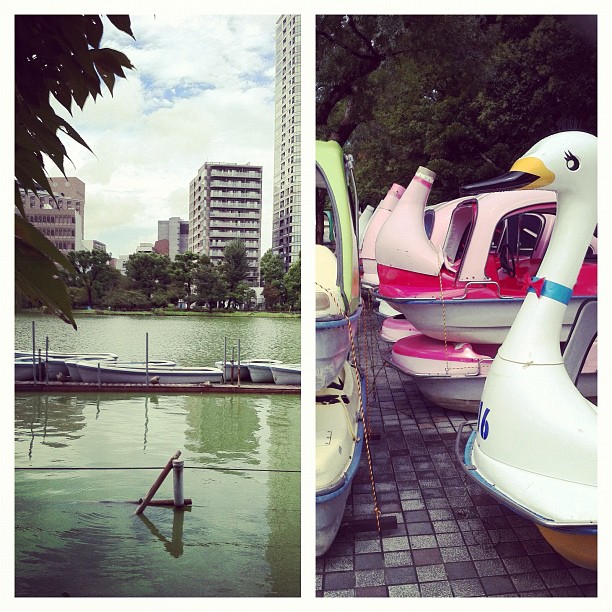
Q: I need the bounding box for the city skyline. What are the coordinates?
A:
[43,14,278,258]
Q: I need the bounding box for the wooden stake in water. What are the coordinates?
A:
[134,450,182,515]
[45,336,49,384]
[146,332,149,386]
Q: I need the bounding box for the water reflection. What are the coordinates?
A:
[183,395,261,467]
[137,508,189,559]
[15,392,300,596]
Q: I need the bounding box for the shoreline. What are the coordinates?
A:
[18,309,301,319]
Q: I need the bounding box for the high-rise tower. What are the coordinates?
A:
[272,15,301,270]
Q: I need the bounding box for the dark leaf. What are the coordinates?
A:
[106,15,135,39]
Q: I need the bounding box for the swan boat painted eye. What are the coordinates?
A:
[564,150,580,171]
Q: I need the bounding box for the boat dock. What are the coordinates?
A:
[316,309,597,597]
[15,381,299,394]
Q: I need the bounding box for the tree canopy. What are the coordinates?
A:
[316,15,596,207]
[15,15,135,327]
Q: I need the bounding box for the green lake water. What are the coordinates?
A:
[14,314,301,597]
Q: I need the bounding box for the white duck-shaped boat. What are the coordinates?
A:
[456,131,597,570]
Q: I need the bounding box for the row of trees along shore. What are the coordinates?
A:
[18,241,300,313]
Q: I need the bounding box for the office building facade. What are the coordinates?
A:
[272,14,301,270]
[18,177,85,254]
[157,217,189,259]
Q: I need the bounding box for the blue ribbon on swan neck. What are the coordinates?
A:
[527,276,573,305]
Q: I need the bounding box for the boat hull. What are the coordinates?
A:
[316,362,364,556]
[215,362,251,382]
[270,364,301,385]
[316,306,361,390]
[457,428,597,570]
[380,295,590,344]
[76,363,223,384]
[245,360,282,383]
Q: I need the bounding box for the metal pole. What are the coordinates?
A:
[146,332,149,386]
[31,321,36,383]
[38,349,42,385]
[45,336,49,384]
[173,460,185,508]
[237,339,241,388]
[231,346,236,383]
[223,337,227,383]
[97,362,101,386]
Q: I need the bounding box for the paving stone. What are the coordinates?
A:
[406,521,435,536]
[419,581,453,597]
[474,558,507,577]
[354,538,382,554]
[325,555,354,572]
[409,535,438,549]
[444,560,478,580]
[388,584,420,597]
[355,586,388,597]
[322,589,355,597]
[355,569,386,587]
[481,575,516,595]
[539,569,577,588]
[415,563,447,582]
[354,553,384,570]
[410,547,441,566]
[324,571,355,590]
[440,546,471,563]
[381,536,410,552]
[450,578,485,597]
[385,566,418,585]
[383,550,414,568]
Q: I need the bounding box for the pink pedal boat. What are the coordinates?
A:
[360,183,405,288]
[374,189,597,344]
[388,302,597,413]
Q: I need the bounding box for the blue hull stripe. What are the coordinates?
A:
[463,432,596,535]
[316,304,362,330]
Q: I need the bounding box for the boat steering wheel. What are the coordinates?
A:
[499,243,516,278]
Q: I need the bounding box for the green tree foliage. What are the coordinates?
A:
[125,252,171,297]
[317,15,596,207]
[168,251,204,301]
[284,258,301,310]
[222,240,250,294]
[15,15,135,327]
[260,248,286,309]
[66,249,113,308]
[194,260,227,311]
[260,249,285,285]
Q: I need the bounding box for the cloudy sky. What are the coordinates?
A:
[47,14,278,257]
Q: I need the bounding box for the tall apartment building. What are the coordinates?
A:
[18,177,85,254]
[188,162,262,286]
[157,217,189,259]
[272,14,301,271]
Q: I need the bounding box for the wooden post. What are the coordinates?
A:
[173,460,185,507]
[145,332,149,386]
[134,450,181,515]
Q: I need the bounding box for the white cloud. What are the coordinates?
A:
[48,14,278,257]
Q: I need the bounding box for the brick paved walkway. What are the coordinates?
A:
[316,310,597,597]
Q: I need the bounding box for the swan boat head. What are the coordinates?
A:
[457,131,598,569]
